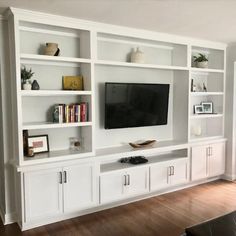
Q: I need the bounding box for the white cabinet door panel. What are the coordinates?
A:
[209,142,225,177]
[63,163,96,213]
[100,171,125,204]
[150,162,170,191]
[191,145,208,181]
[24,168,63,222]
[125,167,149,196]
[171,160,188,185]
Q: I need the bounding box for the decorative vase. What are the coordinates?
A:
[23,81,31,90]
[44,42,60,56]
[197,61,208,68]
[32,80,40,90]
[192,125,202,136]
[131,47,145,63]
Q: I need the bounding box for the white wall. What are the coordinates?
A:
[0,17,16,223]
[224,43,236,180]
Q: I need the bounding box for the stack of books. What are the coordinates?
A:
[53,103,89,123]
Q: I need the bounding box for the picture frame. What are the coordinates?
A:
[27,135,49,154]
[63,76,83,90]
[201,102,213,114]
[194,105,204,114]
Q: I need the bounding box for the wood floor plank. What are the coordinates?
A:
[1,180,236,236]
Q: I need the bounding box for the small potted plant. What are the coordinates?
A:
[21,66,34,90]
[193,53,208,68]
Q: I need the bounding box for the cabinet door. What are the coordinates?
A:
[150,162,170,191]
[191,145,208,181]
[63,163,97,213]
[125,166,149,196]
[171,159,188,185]
[208,142,225,177]
[100,171,125,204]
[24,168,63,222]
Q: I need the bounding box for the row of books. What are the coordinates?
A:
[53,103,89,123]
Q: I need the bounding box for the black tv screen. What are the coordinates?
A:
[105,82,170,129]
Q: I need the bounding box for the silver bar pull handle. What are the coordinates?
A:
[59,172,63,184]
[64,171,67,183]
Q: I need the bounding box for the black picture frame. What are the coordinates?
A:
[27,135,49,154]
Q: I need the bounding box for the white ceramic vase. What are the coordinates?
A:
[131,47,145,63]
[23,81,32,90]
[197,61,208,68]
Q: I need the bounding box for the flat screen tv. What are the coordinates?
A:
[105,82,170,129]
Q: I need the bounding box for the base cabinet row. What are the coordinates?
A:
[21,141,225,226]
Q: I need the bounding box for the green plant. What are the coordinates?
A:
[193,53,208,62]
[21,66,34,83]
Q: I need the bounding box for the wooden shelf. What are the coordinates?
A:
[20,53,91,66]
[22,121,92,130]
[23,148,93,165]
[95,60,188,71]
[21,90,92,96]
[98,36,174,50]
[190,92,224,96]
[191,67,224,73]
[190,114,223,119]
[190,135,223,142]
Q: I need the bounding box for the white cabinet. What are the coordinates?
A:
[23,162,97,223]
[191,142,225,181]
[150,159,188,192]
[191,145,208,180]
[208,143,225,177]
[24,168,63,222]
[63,163,96,213]
[100,166,149,204]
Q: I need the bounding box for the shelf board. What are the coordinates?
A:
[23,148,93,165]
[190,92,224,96]
[20,53,91,66]
[191,67,224,73]
[101,154,187,173]
[21,90,92,96]
[96,140,189,160]
[95,60,188,71]
[190,114,223,119]
[97,37,174,50]
[22,121,92,130]
[190,135,223,142]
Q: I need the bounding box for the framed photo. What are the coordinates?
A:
[63,76,83,90]
[202,102,213,114]
[27,135,49,154]
[194,105,204,114]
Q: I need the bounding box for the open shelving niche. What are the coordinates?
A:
[94,31,190,169]
[188,46,225,142]
[15,20,95,165]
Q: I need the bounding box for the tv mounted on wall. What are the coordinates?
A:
[105,82,170,129]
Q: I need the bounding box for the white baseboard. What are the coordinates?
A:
[222,173,236,181]
[0,207,17,225]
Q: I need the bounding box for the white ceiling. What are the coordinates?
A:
[0,0,236,43]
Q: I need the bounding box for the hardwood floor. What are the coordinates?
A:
[1,180,236,236]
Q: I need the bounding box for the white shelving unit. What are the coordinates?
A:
[6,7,227,231]
[189,46,225,142]
[9,17,95,166]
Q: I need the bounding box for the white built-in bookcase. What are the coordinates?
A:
[8,8,226,167]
